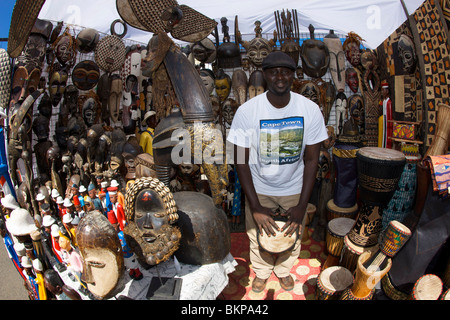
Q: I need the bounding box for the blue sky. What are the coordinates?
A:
[0,0,15,49]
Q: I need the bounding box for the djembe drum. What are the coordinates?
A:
[347,147,406,248]
[332,144,359,208]
[410,274,443,300]
[316,266,354,300]
[257,220,298,254]
[340,235,377,274]
[322,217,355,270]
[326,198,358,222]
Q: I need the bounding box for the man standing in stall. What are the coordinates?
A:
[227,51,328,292]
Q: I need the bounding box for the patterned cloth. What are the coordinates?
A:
[428,154,450,198]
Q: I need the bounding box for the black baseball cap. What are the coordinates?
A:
[261,51,297,71]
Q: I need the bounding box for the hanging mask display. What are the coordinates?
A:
[300,24,330,79]
[297,80,321,105]
[72,60,100,91]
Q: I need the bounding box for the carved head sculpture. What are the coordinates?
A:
[72,60,100,91]
[343,32,363,67]
[76,211,124,299]
[199,68,215,96]
[345,68,359,93]
[398,34,416,73]
[231,69,248,105]
[216,17,242,69]
[274,9,301,67]
[215,69,231,102]
[300,25,329,78]
[240,21,275,68]
[124,177,181,266]
[48,69,68,106]
[248,70,266,99]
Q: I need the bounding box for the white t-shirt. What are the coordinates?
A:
[227,91,328,196]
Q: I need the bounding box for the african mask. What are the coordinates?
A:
[248,70,266,99]
[124,177,181,266]
[95,35,126,73]
[81,96,99,127]
[49,69,68,106]
[398,34,416,73]
[300,25,329,79]
[232,70,248,105]
[76,211,124,299]
[324,30,346,92]
[343,32,363,67]
[317,150,331,181]
[76,28,100,54]
[191,38,216,64]
[72,60,100,91]
[298,81,320,105]
[109,74,122,123]
[17,19,52,73]
[215,69,231,102]
[222,98,238,126]
[345,68,359,93]
[240,21,274,68]
[53,30,77,67]
[199,69,215,96]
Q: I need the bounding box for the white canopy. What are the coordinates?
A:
[38,0,425,48]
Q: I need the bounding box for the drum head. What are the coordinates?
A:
[257,221,297,254]
[319,266,354,292]
[357,147,405,161]
[328,217,355,237]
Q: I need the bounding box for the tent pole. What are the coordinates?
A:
[400,0,410,18]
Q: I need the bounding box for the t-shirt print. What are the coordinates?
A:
[259,116,304,165]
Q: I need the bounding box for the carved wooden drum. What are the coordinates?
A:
[347,147,406,248]
[323,217,355,269]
